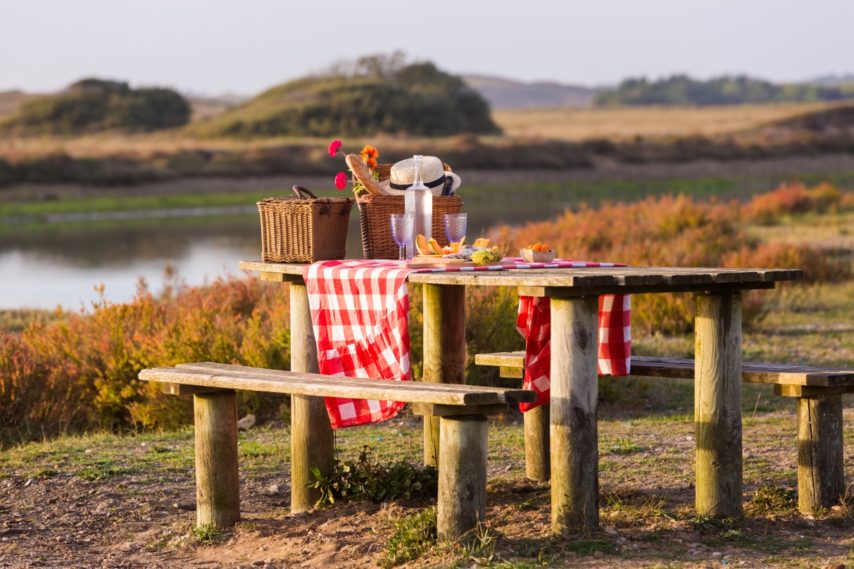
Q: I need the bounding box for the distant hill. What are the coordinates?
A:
[185,93,247,121]
[596,74,854,107]
[0,90,39,117]
[463,74,597,109]
[0,79,191,135]
[188,57,500,138]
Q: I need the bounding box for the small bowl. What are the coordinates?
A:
[520,248,556,263]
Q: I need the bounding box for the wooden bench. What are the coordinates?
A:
[139,362,536,539]
[475,351,854,515]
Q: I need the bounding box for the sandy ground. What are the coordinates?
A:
[2,406,854,568]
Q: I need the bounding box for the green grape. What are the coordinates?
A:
[471,248,501,265]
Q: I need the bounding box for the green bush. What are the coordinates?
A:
[0,78,190,135]
[189,56,499,138]
[307,446,437,507]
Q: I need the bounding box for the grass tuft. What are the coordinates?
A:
[383,507,437,568]
[191,523,228,544]
[747,485,797,516]
[566,538,615,556]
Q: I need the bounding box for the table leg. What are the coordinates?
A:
[550,295,599,535]
[694,292,743,518]
[289,282,334,513]
[422,284,466,467]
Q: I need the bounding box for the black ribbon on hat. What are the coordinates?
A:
[389,175,447,191]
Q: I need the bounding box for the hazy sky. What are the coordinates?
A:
[2,0,853,95]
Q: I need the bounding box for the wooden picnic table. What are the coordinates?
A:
[240,261,801,535]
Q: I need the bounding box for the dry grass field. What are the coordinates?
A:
[493,102,836,141]
[0,102,838,160]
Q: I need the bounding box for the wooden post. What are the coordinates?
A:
[797,394,845,514]
[194,390,240,528]
[422,284,467,467]
[437,415,487,540]
[289,282,334,513]
[550,295,599,535]
[524,405,550,482]
[694,292,743,518]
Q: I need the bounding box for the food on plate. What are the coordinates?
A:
[529,242,552,252]
[413,234,503,264]
[471,247,502,265]
[520,243,556,263]
[415,234,431,255]
[415,235,466,256]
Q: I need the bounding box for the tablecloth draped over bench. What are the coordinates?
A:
[304,259,631,428]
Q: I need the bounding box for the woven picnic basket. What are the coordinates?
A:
[257,186,353,263]
[356,163,464,259]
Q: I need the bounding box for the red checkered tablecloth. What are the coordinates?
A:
[304,258,631,428]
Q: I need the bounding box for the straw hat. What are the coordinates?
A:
[380,156,462,197]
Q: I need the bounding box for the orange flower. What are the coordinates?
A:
[366,157,378,170]
[360,145,379,160]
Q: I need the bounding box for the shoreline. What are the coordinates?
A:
[1,153,853,222]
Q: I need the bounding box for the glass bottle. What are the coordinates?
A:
[403,155,432,258]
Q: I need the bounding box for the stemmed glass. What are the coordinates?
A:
[390,213,414,261]
[444,213,467,244]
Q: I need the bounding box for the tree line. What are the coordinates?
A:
[595,74,854,106]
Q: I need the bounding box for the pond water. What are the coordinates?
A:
[0,189,551,309]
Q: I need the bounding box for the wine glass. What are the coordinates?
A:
[390,213,414,261]
[444,213,467,244]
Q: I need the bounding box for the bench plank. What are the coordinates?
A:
[177,362,535,400]
[140,364,536,406]
[474,352,854,388]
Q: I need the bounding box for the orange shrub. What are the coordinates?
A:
[490,188,850,334]
[743,181,846,224]
[0,275,291,443]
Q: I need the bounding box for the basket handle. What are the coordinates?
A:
[292,185,318,199]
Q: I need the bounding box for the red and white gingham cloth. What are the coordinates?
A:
[304,258,631,428]
[516,294,631,412]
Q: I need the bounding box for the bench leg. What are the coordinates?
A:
[694,292,743,518]
[290,283,334,513]
[422,284,466,467]
[194,390,240,528]
[550,295,599,535]
[438,414,487,540]
[524,405,550,482]
[797,394,845,514]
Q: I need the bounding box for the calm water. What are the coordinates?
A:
[0,202,512,310]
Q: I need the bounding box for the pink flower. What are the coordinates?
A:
[328,139,343,157]
[334,171,348,190]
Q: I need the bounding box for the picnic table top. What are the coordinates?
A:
[239,260,801,295]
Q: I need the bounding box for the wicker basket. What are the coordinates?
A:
[257,186,353,263]
[356,163,464,259]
